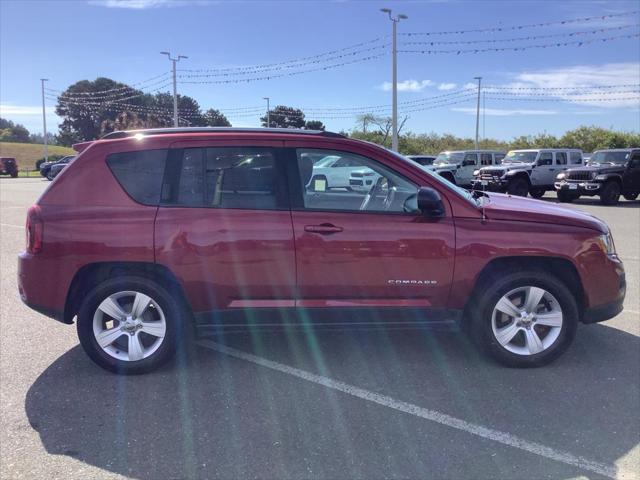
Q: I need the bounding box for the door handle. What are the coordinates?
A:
[304,223,343,235]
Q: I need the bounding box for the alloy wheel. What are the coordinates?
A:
[491,286,563,356]
[92,290,167,362]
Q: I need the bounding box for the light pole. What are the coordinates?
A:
[474,76,482,150]
[380,8,407,152]
[263,97,270,127]
[160,51,188,127]
[40,78,49,161]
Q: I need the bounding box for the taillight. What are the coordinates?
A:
[26,205,43,254]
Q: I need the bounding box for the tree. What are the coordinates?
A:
[261,105,305,129]
[305,120,325,131]
[204,108,231,127]
[0,118,31,143]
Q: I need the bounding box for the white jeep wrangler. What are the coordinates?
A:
[428,150,505,187]
[472,149,584,198]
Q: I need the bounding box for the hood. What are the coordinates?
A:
[432,163,459,171]
[482,192,608,233]
[570,164,625,174]
[492,162,533,172]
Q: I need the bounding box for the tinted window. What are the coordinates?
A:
[163,147,283,210]
[463,153,477,165]
[537,153,553,166]
[297,149,418,214]
[570,151,582,164]
[495,153,505,164]
[480,153,492,166]
[107,149,168,205]
[555,152,567,165]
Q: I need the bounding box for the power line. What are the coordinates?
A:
[401,10,639,36]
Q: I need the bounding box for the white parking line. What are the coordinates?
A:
[199,340,619,479]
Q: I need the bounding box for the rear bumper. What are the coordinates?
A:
[18,252,69,324]
[582,269,626,324]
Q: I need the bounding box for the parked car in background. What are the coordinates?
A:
[18,127,625,374]
[555,148,640,204]
[47,157,74,180]
[407,154,437,166]
[0,157,18,178]
[40,155,75,180]
[472,149,583,198]
[306,153,374,191]
[429,150,505,187]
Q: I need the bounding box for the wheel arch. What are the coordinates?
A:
[599,174,623,186]
[505,170,531,184]
[463,256,586,328]
[64,262,190,324]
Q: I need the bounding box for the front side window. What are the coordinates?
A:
[297,149,418,213]
[107,149,168,205]
[555,152,567,165]
[463,153,478,166]
[570,151,582,164]
[495,153,505,164]
[162,147,284,210]
[537,153,553,166]
[480,153,492,166]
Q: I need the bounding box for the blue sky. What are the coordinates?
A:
[1,0,639,141]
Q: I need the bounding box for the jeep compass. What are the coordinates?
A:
[18,128,626,374]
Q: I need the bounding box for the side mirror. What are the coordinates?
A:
[418,187,445,218]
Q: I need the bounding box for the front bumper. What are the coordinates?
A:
[555,180,602,195]
[471,179,508,192]
[582,266,626,324]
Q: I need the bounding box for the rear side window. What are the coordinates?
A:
[106,149,168,205]
[480,153,492,165]
[162,147,286,210]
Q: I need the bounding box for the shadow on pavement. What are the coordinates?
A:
[25,323,639,479]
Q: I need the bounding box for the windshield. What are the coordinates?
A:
[589,151,629,165]
[504,151,538,163]
[390,150,478,206]
[434,152,464,166]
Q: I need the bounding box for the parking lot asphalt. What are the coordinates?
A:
[1,178,638,480]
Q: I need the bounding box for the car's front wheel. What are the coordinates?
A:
[470,270,578,367]
[77,276,187,374]
[507,178,529,197]
[599,181,621,205]
[557,190,578,203]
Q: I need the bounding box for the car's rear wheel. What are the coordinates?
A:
[599,181,621,205]
[77,276,186,374]
[557,190,578,203]
[470,270,578,367]
[507,178,529,197]
[529,187,545,199]
[623,193,638,201]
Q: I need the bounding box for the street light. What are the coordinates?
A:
[380,8,407,152]
[160,51,188,127]
[40,78,49,161]
[263,97,270,127]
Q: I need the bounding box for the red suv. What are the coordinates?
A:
[18,128,626,374]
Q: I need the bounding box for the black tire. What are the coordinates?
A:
[469,270,578,368]
[10,172,18,178]
[46,172,54,181]
[507,177,529,197]
[599,181,621,205]
[77,275,188,374]
[557,190,578,203]
[623,193,638,201]
[529,187,545,199]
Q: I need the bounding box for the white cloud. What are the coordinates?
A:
[379,79,434,92]
[491,62,640,108]
[88,0,209,9]
[462,82,477,90]
[452,107,558,117]
[437,83,457,91]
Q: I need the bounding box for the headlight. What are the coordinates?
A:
[556,172,566,180]
[598,231,617,256]
[473,170,480,177]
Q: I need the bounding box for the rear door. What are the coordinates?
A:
[285,142,455,309]
[154,139,296,313]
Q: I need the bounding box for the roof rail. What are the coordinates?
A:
[100,127,346,140]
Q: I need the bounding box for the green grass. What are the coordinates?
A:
[0,142,75,171]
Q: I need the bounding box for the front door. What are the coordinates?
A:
[154,141,296,312]
[287,145,456,310]
[624,153,640,194]
[457,153,478,186]
[531,151,555,186]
